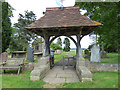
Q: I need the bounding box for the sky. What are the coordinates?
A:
[8,0,93,49]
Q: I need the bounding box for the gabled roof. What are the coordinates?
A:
[27,6,101,29]
[26,6,102,36]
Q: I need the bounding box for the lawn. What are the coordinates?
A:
[65,50,118,64]
[0,75,2,89]
[2,70,118,88]
[2,70,45,88]
[54,52,68,64]
[61,71,118,88]
[101,53,118,64]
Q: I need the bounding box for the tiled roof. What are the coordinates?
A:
[26,6,102,29]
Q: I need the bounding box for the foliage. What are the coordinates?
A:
[62,71,118,88]
[63,37,70,52]
[50,43,62,50]
[56,37,62,47]
[9,10,37,51]
[75,2,119,52]
[2,2,13,52]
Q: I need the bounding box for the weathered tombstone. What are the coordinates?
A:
[83,49,89,58]
[27,47,34,62]
[100,42,107,58]
[0,52,8,62]
[90,44,101,62]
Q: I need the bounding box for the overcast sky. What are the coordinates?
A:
[8,0,93,49]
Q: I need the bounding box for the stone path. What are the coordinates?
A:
[43,66,79,84]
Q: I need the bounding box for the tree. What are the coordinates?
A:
[75,2,119,52]
[50,43,62,50]
[9,10,37,51]
[63,37,70,52]
[57,37,62,47]
[2,2,13,52]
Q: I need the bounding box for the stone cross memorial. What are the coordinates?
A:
[90,44,101,62]
[27,47,34,62]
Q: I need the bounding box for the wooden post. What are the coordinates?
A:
[63,56,64,70]
[68,57,69,66]
[43,35,50,57]
[76,35,82,57]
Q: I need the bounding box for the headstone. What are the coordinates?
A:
[100,51,107,58]
[90,44,101,62]
[100,42,107,58]
[0,52,8,62]
[27,47,34,62]
[83,49,89,58]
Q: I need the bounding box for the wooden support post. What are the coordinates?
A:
[17,67,21,75]
[76,35,82,57]
[43,35,50,57]
[68,57,69,66]
[63,56,64,70]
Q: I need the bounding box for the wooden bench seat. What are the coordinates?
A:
[0,58,24,75]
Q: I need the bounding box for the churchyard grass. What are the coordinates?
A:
[101,53,118,64]
[2,70,118,88]
[54,52,68,64]
[64,50,118,64]
[2,70,45,88]
[61,71,118,88]
[0,74,2,89]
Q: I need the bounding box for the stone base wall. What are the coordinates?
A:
[23,63,34,71]
[76,57,92,82]
[30,56,50,81]
[85,59,119,72]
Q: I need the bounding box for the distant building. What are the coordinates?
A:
[32,37,45,53]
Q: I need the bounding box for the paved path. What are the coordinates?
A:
[43,54,79,87]
[43,66,79,84]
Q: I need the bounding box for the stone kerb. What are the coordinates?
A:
[30,56,50,81]
[76,57,92,82]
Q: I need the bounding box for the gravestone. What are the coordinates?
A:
[27,47,34,62]
[83,49,89,58]
[0,52,8,62]
[100,42,107,58]
[90,44,101,62]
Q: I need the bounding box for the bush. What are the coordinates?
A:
[50,43,62,50]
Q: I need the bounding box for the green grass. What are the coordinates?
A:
[62,71,118,88]
[2,70,46,88]
[54,52,68,63]
[101,53,118,64]
[69,50,118,64]
[64,49,85,57]
[0,75,2,89]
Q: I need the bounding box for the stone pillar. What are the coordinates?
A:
[75,34,92,82]
[43,36,50,57]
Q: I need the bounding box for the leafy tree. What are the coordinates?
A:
[50,43,62,50]
[63,37,70,52]
[57,37,62,47]
[9,10,37,51]
[2,2,13,52]
[75,2,119,52]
